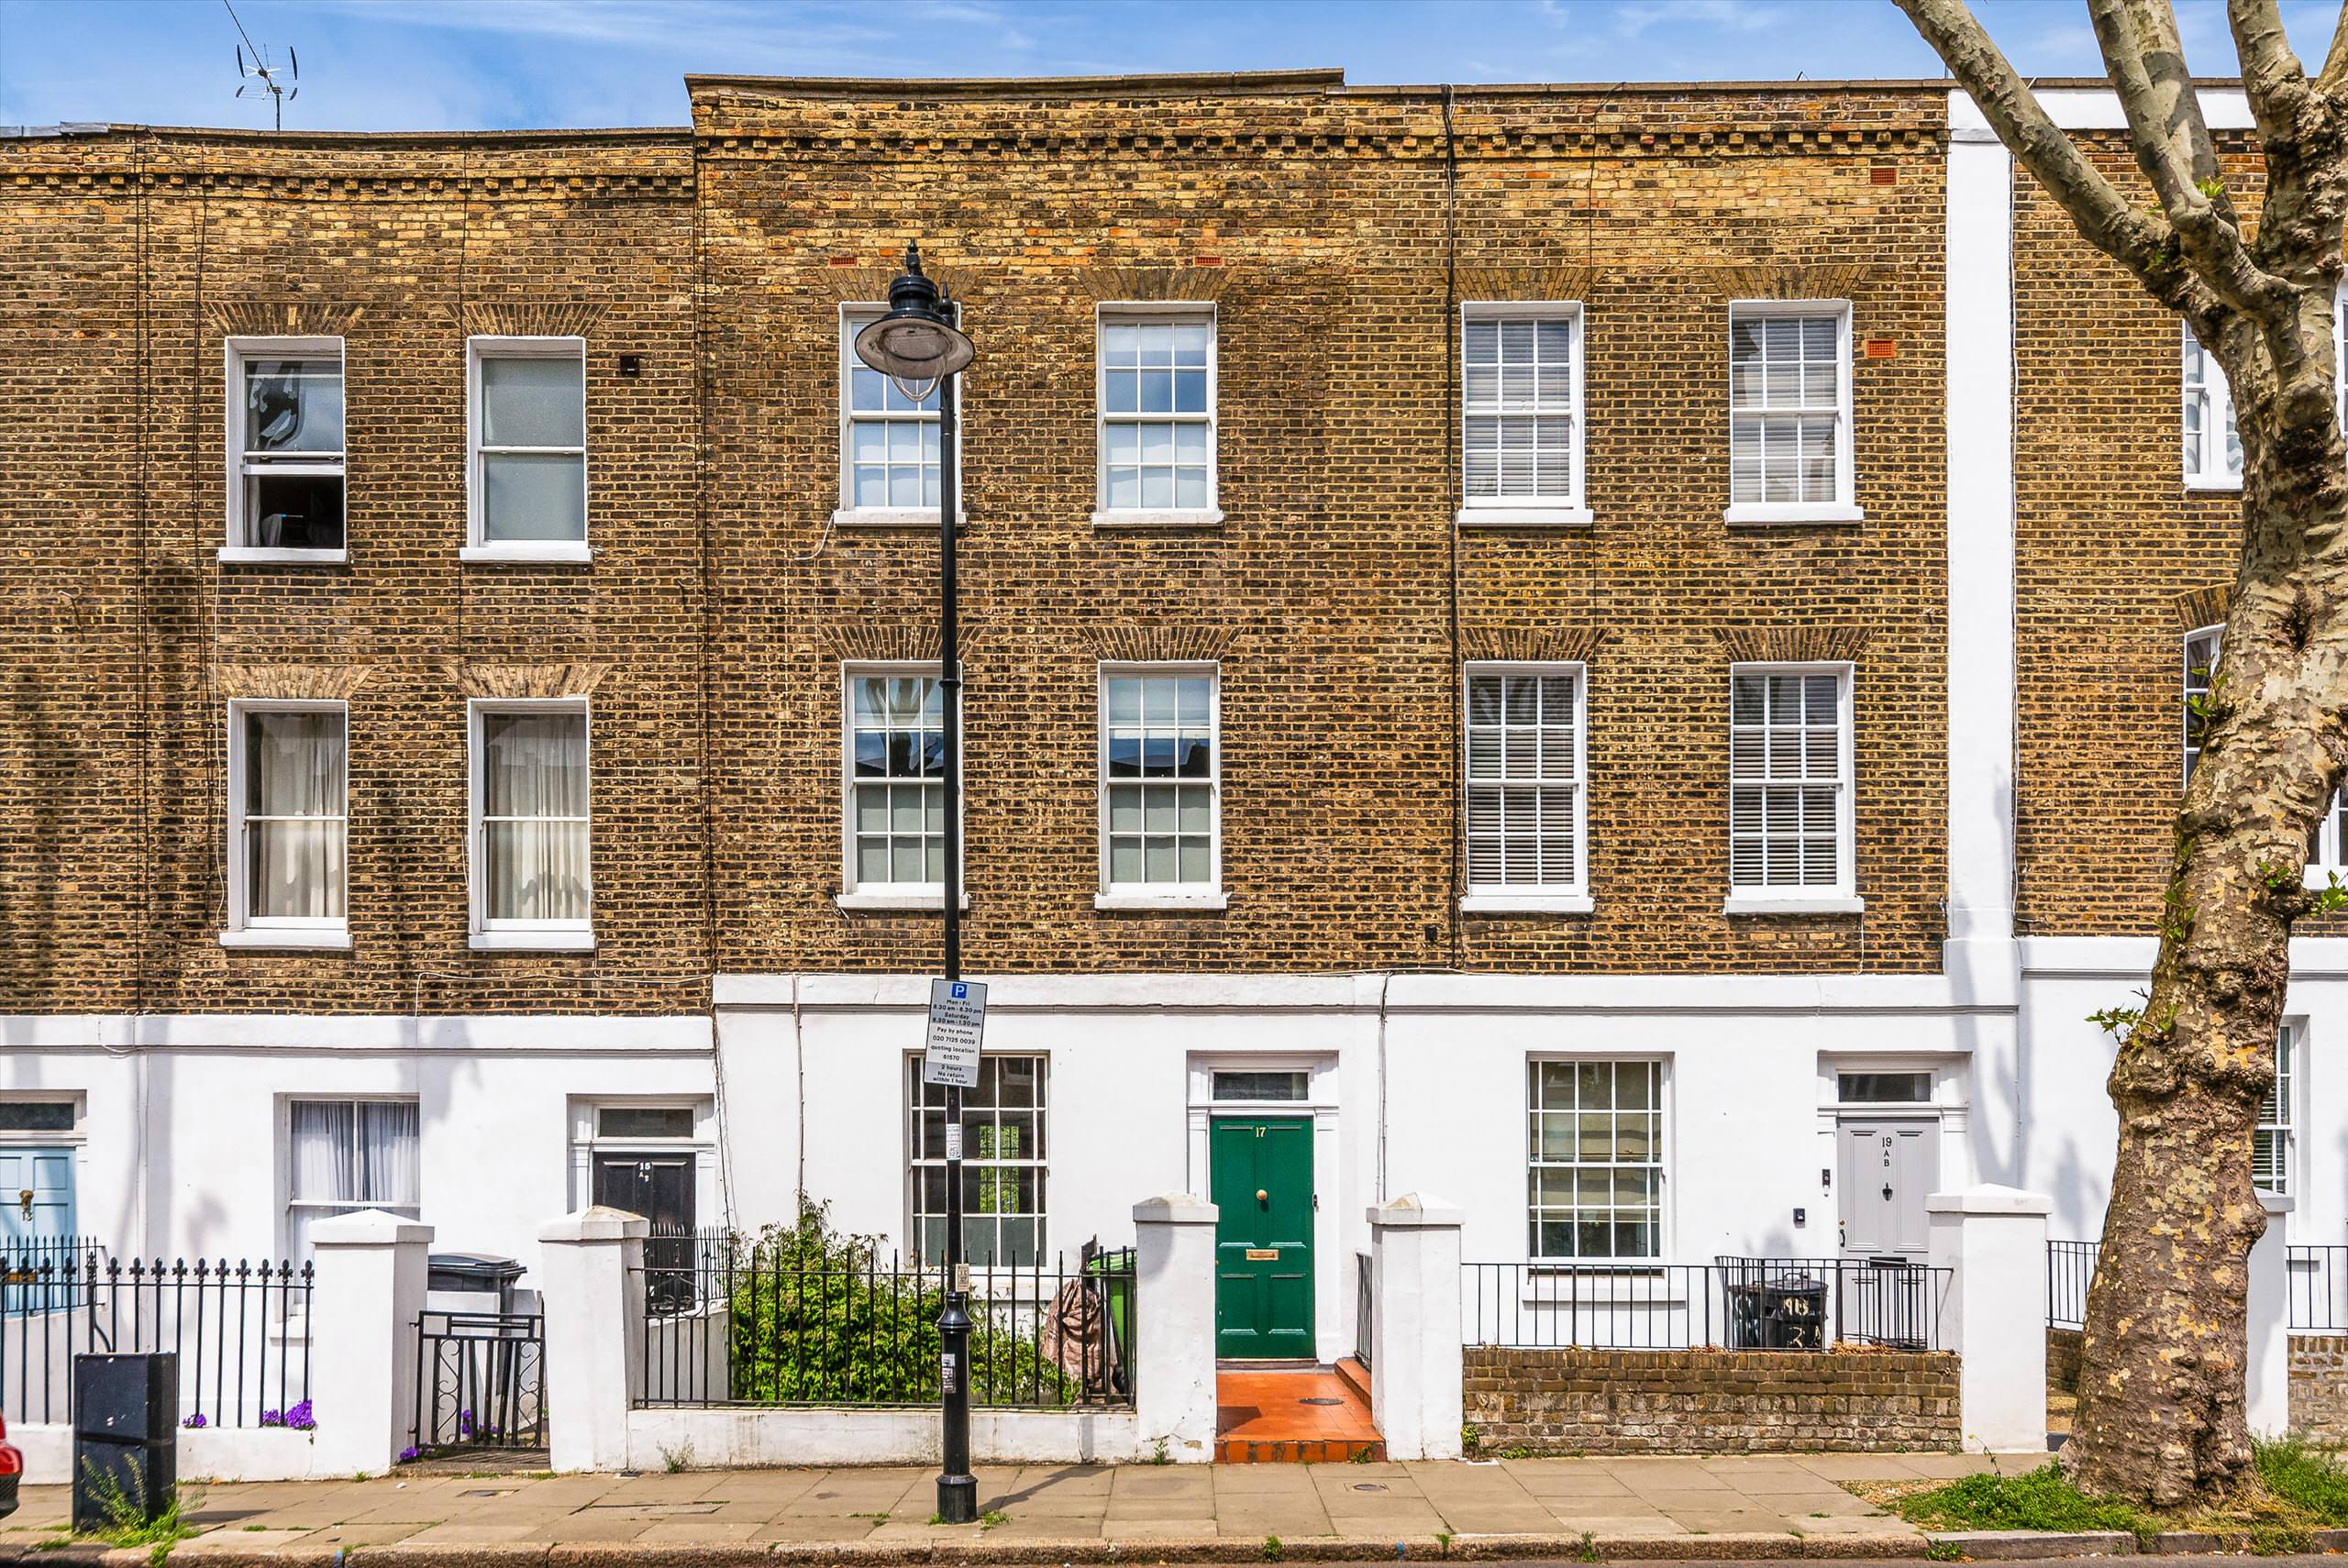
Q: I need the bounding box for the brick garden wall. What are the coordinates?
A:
[2291,1335,2348,1443]
[2048,1326,2084,1394]
[1463,1346,1960,1453]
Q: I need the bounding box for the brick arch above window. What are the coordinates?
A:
[1453,264,1595,302]
[1703,261,1879,302]
[1075,266,1227,304]
[825,624,971,664]
[1460,625,1606,665]
[203,301,370,339]
[457,301,608,339]
[447,661,610,700]
[1712,625,1870,664]
[1079,624,1236,663]
[213,663,373,701]
[2175,584,2231,630]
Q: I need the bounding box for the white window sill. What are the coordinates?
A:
[1722,894,1866,916]
[1091,509,1224,530]
[460,543,593,565]
[1722,502,1865,526]
[1094,892,1229,912]
[1460,893,1594,915]
[217,547,349,567]
[2185,475,2244,493]
[218,927,351,951]
[835,891,971,912]
[1456,506,1594,529]
[469,929,596,951]
[831,509,969,530]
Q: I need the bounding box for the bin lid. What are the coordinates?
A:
[427,1252,524,1284]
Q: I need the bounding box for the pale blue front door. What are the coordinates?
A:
[0,1147,77,1249]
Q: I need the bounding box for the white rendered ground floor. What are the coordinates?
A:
[5,944,2342,1353]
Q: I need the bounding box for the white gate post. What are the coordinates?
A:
[305,1209,432,1475]
[1133,1194,1218,1462]
[538,1207,648,1473]
[1368,1192,1464,1461]
[2248,1188,2294,1436]
[1926,1185,2050,1452]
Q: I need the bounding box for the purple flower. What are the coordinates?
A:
[285,1399,316,1431]
[181,1413,207,1430]
[259,1408,283,1428]
[397,1446,422,1463]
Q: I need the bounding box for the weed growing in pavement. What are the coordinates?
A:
[980,1510,1008,1529]
[1576,1529,1600,1562]
[1263,1534,1284,1561]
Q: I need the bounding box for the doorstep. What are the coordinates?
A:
[1213,1363,1384,1463]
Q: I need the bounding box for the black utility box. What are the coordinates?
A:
[1726,1275,1829,1350]
[72,1353,177,1532]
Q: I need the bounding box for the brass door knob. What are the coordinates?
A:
[1256,1189,1268,1203]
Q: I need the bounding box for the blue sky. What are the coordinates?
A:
[3,0,2342,134]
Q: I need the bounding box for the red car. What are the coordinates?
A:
[0,1407,19,1518]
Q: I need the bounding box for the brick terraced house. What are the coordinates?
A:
[0,72,2306,1363]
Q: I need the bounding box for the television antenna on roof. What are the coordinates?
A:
[223,0,298,130]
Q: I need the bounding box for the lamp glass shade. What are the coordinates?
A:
[856,315,974,404]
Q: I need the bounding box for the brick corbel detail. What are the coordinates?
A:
[447,661,611,699]
[457,302,609,338]
[1712,626,1870,663]
[213,664,374,701]
[2176,584,2231,630]
[1080,625,1236,663]
[1460,626,1606,664]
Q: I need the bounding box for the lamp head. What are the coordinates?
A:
[853,241,974,402]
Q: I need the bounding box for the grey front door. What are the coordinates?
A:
[1837,1120,1937,1257]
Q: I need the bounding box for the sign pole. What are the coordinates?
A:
[934,359,977,1526]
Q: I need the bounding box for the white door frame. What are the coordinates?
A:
[1184,1055,1341,1364]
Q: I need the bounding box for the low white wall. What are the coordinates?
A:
[625,1404,1144,1469]
[16,1422,345,1485]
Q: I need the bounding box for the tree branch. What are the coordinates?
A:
[2230,0,2316,138]
[2317,3,2348,97]
[2088,0,2292,320]
[1895,0,2221,323]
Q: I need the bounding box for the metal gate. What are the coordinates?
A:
[412,1310,545,1453]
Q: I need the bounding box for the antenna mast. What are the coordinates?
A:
[224,0,299,131]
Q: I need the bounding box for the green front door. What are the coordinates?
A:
[1211,1117,1315,1359]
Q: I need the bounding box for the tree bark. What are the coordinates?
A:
[1896,0,2348,1507]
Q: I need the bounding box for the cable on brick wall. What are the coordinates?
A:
[1442,83,1464,973]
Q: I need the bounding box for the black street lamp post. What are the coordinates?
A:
[854,244,979,1527]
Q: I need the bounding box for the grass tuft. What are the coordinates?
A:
[1884,1462,2150,1534]
[2254,1438,2348,1526]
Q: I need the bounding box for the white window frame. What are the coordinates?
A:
[1723,299,1862,525]
[466,696,593,950]
[2256,1022,2300,1203]
[1723,661,1862,914]
[836,660,965,911]
[1460,661,1590,912]
[1092,303,1221,528]
[1526,1056,1669,1267]
[221,698,351,950]
[1457,302,1591,527]
[906,1054,1050,1269]
[222,336,349,566]
[835,303,966,529]
[282,1094,420,1264]
[2183,324,2244,491]
[1095,660,1225,910]
[463,336,590,564]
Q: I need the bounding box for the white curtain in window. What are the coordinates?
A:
[482,712,590,922]
[287,1099,420,1258]
[246,712,345,921]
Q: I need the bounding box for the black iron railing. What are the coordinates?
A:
[2289,1244,2348,1332]
[637,1231,1134,1409]
[0,1249,312,1427]
[2047,1239,2098,1331]
[1461,1255,1950,1352]
[409,1310,545,1455]
[1355,1252,1373,1371]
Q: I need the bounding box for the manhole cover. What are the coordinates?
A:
[1301,1397,1345,1406]
[459,1488,518,1498]
[1352,1483,1388,1493]
[588,1502,721,1517]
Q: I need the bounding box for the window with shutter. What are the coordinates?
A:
[1727,665,1853,898]
[1464,663,1586,897]
[1726,302,1857,524]
[1460,304,1586,522]
[2254,1025,2295,1196]
[2182,326,2244,489]
[2186,625,2347,871]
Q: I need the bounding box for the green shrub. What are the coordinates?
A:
[1889,1463,2150,1534]
[2254,1438,2348,1526]
[726,1201,1080,1407]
